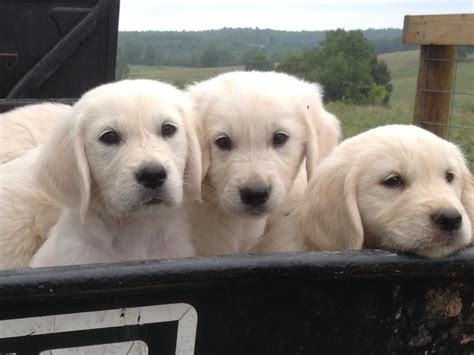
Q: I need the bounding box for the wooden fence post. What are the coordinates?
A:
[412,45,456,138]
[403,14,474,138]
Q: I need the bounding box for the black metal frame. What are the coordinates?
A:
[1,250,473,354]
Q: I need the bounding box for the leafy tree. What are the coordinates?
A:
[143,45,156,66]
[370,58,392,104]
[115,48,130,80]
[200,45,219,67]
[278,29,392,105]
[216,45,237,66]
[241,46,273,71]
[122,40,144,65]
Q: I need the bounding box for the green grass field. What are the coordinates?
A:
[129,50,474,163]
[128,65,244,88]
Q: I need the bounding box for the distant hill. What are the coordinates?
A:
[118,28,415,68]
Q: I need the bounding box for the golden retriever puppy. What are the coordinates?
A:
[0,103,70,164]
[0,148,62,269]
[27,80,201,267]
[187,71,341,256]
[255,125,473,258]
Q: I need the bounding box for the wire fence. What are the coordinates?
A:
[448,58,474,168]
[417,51,474,168]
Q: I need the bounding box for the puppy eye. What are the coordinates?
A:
[445,171,455,183]
[215,135,232,150]
[99,130,120,145]
[383,174,403,188]
[273,132,289,146]
[162,123,177,137]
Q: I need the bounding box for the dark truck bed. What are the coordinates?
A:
[0,250,473,354]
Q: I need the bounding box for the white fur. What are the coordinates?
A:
[0,103,70,164]
[187,71,340,256]
[0,148,62,269]
[29,80,201,267]
[255,125,473,258]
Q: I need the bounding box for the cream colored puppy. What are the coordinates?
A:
[0,103,70,164]
[29,80,201,267]
[0,148,62,269]
[256,125,473,258]
[0,104,69,268]
[187,71,341,256]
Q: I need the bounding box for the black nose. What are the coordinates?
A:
[136,165,167,189]
[239,184,270,206]
[431,209,462,231]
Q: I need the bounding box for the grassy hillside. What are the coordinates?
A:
[128,50,474,164]
[328,50,473,164]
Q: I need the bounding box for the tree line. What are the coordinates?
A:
[117,27,412,68]
[115,27,473,107]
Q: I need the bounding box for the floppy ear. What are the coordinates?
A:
[34,111,90,220]
[460,161,474,240]
[302,85,341,181]
[196,121,211,182]
[183,116,204,202]
[315,111,341,160]
[186,89,211,182]
[303,119,320,183]
[298,159,364,250]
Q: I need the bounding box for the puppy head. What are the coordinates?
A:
[357,125,473,257]
[301,125,473,258]
[35,80,201,220]
[188,71,340,217]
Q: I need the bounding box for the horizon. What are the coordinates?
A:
[118,26,405,33]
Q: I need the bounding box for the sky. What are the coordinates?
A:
[119,0,473,32]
